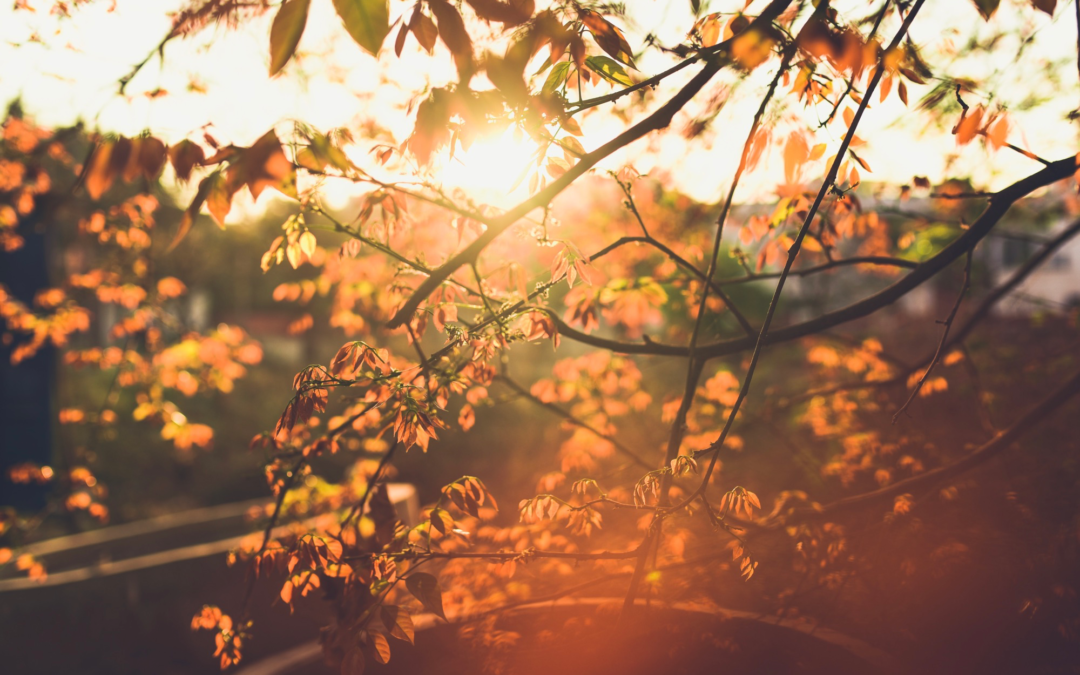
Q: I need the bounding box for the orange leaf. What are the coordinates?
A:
[83,141,115,200]
[370,630,391,664]
[280,579,294,604]
[955,107,983,145]
[168,139,205,182]
[986,115,1009,150]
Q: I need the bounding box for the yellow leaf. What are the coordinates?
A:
[299,230,317,257]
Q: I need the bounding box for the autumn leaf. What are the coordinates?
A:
[955,106,983,145]
[137,136,168,181]
[783,132,808,183]
[170,171,217,250]
[429,0,473,75]
[380,605,416,644]
[465,0,531,26]
[579,8,635,68]
[83,141,115,200]
[269,0,311,76]
[370,630,391,664]
[408,8,438,53]
[205,172,235,226]
[404,572,447,620]
[343,646,366,675]
[850,150,872,172]
[333,0,391,56]
[986,115,1009,150]
[280,578,294,604]
[168,139,205,182]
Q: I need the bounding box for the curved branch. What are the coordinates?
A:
[590,235,755,336]
[781,216,1080,405]
[797,367,1080,521]
[715,256,918,287]
[494,374,655,471]
[545,156,1078,360]
[385,0,796,329]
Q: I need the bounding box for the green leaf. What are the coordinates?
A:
[542,60,571,94]
[971,0,1000,20]
[585,55,632,87]
[269,0,311,76]
[333,0,391,56]
[404,572,446,620]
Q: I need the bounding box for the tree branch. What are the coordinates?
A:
[799,367,1080,521]
[385,0,796,329]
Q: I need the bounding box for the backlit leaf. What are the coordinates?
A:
[269,0,311,76]
[405,572,447,620]
[542,60,571,94]
[370,630,391,664]
[429,0,472,62]
[579,9,635,67]
[83,141,115,200]
[585,55,632,87]
[409,9,438,53]
[168,140,205,182]
[333,0,391,56]
[971,0,1000,20]
[380,605,416,644]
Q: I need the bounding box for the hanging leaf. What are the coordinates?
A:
[394,20,409,57]
[578,9,635,68]
[205,172,235,226]
[333,0,391,56]
[783,133,809,183]
[137,136,168,181]
[429,0,472,64]
[269,0,311,76]
[409,9,438,53]
[380,605,416,644]
[849,149,872,172]
[342,646,365,675]
[169,172,215,250]
[404,572,447,620]
[83,141,115,200]
[971,0,1000,20]
[369,630,391,664]
[226,129,297,200]
[1030,0,1056,15]
[168,140,205,182]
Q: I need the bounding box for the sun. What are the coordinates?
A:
[441,127,538,199]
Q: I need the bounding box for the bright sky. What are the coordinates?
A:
[1,0,1077,221]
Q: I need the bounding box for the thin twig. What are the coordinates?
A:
[494,374,653,471]
[892,249,972,423]
[669,0,928,515]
